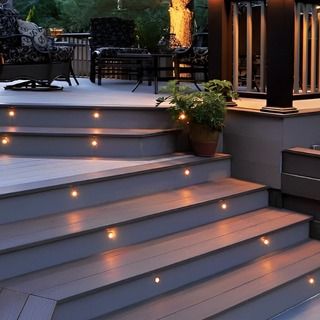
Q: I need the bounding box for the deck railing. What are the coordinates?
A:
[232,1,320,96]
[294,3,320,94]
[58,33,91,77]
[232,1,266,93]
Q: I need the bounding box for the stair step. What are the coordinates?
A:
[283,147,320,179]
[0,178,267,279]
[0,209,311,319]
[0,126,179,157]
[0,104,173,129]
[0,154,231,223]
[103,240,320,320]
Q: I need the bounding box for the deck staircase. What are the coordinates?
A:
[0,104,319,320]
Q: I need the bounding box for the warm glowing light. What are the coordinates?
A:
[184,169,191,176]
[91,139,98,147]
[178,113,186,120]
[261,237,270,246]
[169,0,193,47]
[308,277,316,285]
[154,276,161,284]
[93,112,100,119]
[8,110,15,117]
[71,190,79,198]
[107,230,115,239]
[220,201,227,210]
[1,137,9,145]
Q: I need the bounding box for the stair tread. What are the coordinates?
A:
[0,208,310,301]
[105,240,320,320]
[0,178,266,253]
[0,153,230,197]
[0,126,178,137]
[285,147,320,158]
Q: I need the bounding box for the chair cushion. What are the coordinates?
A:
[94,47,149,59]
[17,19,48,50]
[176,47,208,66]
[4,45,73,64]
[90,17,136,49]
[0,8,20,50]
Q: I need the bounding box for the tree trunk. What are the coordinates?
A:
[169,0,193,47]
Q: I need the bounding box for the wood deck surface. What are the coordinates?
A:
[106,240,320,320]
[0,209,309,301]
[0,178,265,253]
[0,126,178,137]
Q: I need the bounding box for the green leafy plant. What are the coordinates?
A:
[156,80,233,131]
[204,79,238,100]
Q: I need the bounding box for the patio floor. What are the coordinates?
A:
[0,78,320,112]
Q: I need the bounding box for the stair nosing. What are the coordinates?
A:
[0,126,179,137]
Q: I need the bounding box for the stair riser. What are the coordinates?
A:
[214,268,320,320]
[0,159,231,223]
[0,190,267,280]
[0,134,177,158]
[0,108,173,129]
[52,223,309,320]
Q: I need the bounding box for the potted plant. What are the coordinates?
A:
[156,80,235,156]
[204,79,238,106]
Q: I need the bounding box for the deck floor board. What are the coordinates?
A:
[105,241,320,320]
[0,209,309,301]
[0,178,265,252]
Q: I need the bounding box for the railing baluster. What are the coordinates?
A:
[246,2,253,91]
[260,3,266,92]
[311,5,317,93]
[302,4,309,93]
[294,3,301,93]
[233,2,239,91]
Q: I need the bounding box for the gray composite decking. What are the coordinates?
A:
[0,126,178,137]
[0,209,310,299]
[0,154,229,196]
[105,240,320,320]
[282,147,320,201]
[0,177,266,254]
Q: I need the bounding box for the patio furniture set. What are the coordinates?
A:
[0,6,208,92]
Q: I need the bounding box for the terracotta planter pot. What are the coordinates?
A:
[189,123,220,157]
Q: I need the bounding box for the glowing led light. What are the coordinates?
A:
[107,230,115,239]
[308,277,316,285]
[8,110,15,117]
[220,201,227,210]
[1,137,9,145]
[91,139,98,147]
[261,237,270,246]
[154,276,161,284]
[178,113,186,120]
[93,112,100,119]
[71,190,79,198]
[184,169,190,176]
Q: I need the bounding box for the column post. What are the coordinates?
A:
[261,0,298,113]
[207,0,233,81]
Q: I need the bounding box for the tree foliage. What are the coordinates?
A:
[12,0,205,46]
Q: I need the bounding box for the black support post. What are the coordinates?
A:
[207,0,233,81]
[262,0,298,113]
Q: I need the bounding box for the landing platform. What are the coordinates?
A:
[0,78,320,112]
[0,154,197,195]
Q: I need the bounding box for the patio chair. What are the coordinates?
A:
[0,6,74,90]
[89,17,149,85]
[173,32,208,90]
